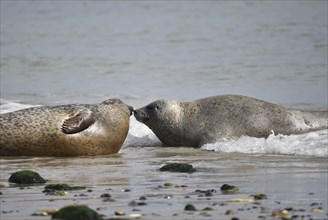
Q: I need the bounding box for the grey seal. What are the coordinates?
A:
[0,99,133,156]
[134,95,327,147]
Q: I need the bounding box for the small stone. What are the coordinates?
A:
[0,182,10,187]
[164,195,172,199]
[32,211,48,216]
[54,191,68,196]
[272,209,291,219]
[122,188,131,192]
[251,194,267,200]
[203,207,213,211]
[226,198,254,203]
[311,207,324,213]
[225,210,235,215]
[159,163,196,173]
[184,204,197,211]
[87,189,93,193]
[44,184,86,191]
[100,193,111,198]
[115,210,125,216]
[164,183,173,187]
[139,196,147,200]
[220,184,239,194]
[32,209,58,216]
[205,191,213,197]
[129,213,142,218]
[9,170,46,184]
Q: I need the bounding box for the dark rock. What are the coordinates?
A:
[220,184,239,194]
[45,184,86,191]
[51,205,103,220]
[8,170,46,184]
[100,193,111,198]
[251,194,267,200]
[159,163,196,173]
[184,204,197,211]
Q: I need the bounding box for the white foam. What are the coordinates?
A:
[201,130,328,157]
[124,117,161,147]
[0,99,40,114]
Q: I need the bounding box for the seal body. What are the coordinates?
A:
[134,95,328,147]
[0,99,133,156]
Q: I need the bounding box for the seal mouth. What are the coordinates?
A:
[127,105,134,116]
[134,109,149,123]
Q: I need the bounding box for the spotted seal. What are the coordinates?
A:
[0,99,133,156]
[134,95,327,147]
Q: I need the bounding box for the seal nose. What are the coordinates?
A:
[127,105,134,116]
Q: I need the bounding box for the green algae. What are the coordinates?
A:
[220,184,239,194]
[51,205,103,220]
[251,193,267,200]
[45,184,86,191]
[159,163,196,173]
[8,170,46,184]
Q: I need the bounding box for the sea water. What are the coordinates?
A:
[0,1,327,219]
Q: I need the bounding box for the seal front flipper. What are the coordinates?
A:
[61,108,96,134]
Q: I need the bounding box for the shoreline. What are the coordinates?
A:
[1,147,327,220]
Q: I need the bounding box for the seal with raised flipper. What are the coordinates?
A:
[134,95,328,147]
[0,99,133,156]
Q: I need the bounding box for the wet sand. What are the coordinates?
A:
[0,147,327,220]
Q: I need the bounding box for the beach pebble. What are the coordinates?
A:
[226,198,254,203]
[159,163,196,173]
[32,208,58,216]
[100,193,111,198]
[184,204,197,211]
[225,210,235,215]
[311,207,324,213]
[272,209,291,219]
[129,213,142,218]
[115,210,125,216]
[122,188,131,192]
[44,184,86,191]
[203,207,213,211]
[0,182,10,188]
[32,211,48,216]
[220,184,239,194]
[251,194,267,200]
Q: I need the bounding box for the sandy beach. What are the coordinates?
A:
[1,146,327,220]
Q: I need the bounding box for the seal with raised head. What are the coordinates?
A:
[134,95,328,147]
[0,99,133,156]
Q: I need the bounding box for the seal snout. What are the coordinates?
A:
[127,105,134,116]
[133,108,149,123]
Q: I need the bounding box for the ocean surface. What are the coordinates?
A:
[0,1,327,219]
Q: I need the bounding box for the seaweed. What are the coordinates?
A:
[8,170,46,184]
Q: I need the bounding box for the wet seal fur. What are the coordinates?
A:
[134,95,328,147]
[0,99,133,156]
